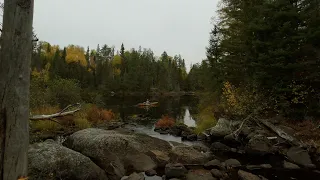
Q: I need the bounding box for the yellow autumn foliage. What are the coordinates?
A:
[66,45,87,67]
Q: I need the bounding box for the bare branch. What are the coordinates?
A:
[30,103,81,121]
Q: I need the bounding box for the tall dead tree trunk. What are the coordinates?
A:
[0,0,34,179]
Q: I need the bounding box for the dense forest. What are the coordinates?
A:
[30,0,319,120]
[30,42,188,108]
[189,0,320,119]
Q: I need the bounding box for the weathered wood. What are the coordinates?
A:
[258,119,300,146]
[30,103,81,120]
[0,0,34,179]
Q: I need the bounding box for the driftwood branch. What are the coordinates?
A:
[30,103,81,121]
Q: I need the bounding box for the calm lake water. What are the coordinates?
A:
[102,95,201,146]
[103,95,200,126]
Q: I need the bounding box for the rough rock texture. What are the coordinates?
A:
[210,142,232,152]
[169,146,212,164]
[246,135,272,155]
[287,146,313,167]
[28,140,108,180]
[224,159,241,168]
[204,159,221,170]
[238,170,260,180]
[165,163,187,179]
[283,161,300,169]
[145,169,157,176]
[209,118,232,139]
[186,170,216,180]
[121,172,145,180]
[63,128,171,180]
[124,153,157,172]
[210,169,224,178]
[146,150,170,168]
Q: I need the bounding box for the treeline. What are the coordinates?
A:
[30,42,188,108]
[188,0,320,118]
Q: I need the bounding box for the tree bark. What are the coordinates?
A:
[0,0,34,179]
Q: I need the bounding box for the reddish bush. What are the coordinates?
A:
[101,109,115,121]
[87,105,101,122]
[155,115,175,128]
[87,105,115,122]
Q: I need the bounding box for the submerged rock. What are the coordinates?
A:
[165,163,187,179]
[186,169,216,180]
[28,140,108,180]
[238,170,260,180]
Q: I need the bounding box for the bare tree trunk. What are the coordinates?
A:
[0,0,34,179]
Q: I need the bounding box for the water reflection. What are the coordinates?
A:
[182,107,196,127]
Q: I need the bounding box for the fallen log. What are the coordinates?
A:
[29,103,81,121]
[257,118,301,146]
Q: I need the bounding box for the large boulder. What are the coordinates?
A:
[169,146,212,164]
[287,146,314,168]
[28,140,108,180]
[209,118,232,139]
[186,169,216,180]
[165,163,187,179]
[210,142,232,152]
[63,128,171,180]
[246,135,272,155]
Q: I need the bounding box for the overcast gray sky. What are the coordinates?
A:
[33,0,218,67]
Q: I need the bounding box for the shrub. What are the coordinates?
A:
[194,106,217,134]
[100,110,115,121]
[155,115,175,128]
[48,78,82,108]
[74,117,91,129]
[87,105,115,122]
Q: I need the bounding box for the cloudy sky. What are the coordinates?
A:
[33,0,218,67]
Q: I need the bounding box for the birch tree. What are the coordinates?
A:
[0,0,34,179]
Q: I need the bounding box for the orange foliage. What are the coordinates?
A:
[101,110,115,121]
[155,115,175,128]
[87,105,115,122]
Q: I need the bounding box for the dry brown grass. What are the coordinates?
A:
[155,115,175,128]
[284,119,320,147]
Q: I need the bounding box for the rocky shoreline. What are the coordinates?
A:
[28,118,320,180]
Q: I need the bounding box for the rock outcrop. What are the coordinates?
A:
[28,139,108,180]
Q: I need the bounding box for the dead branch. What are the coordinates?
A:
[29,103,81,121]
[233,113,254,138]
